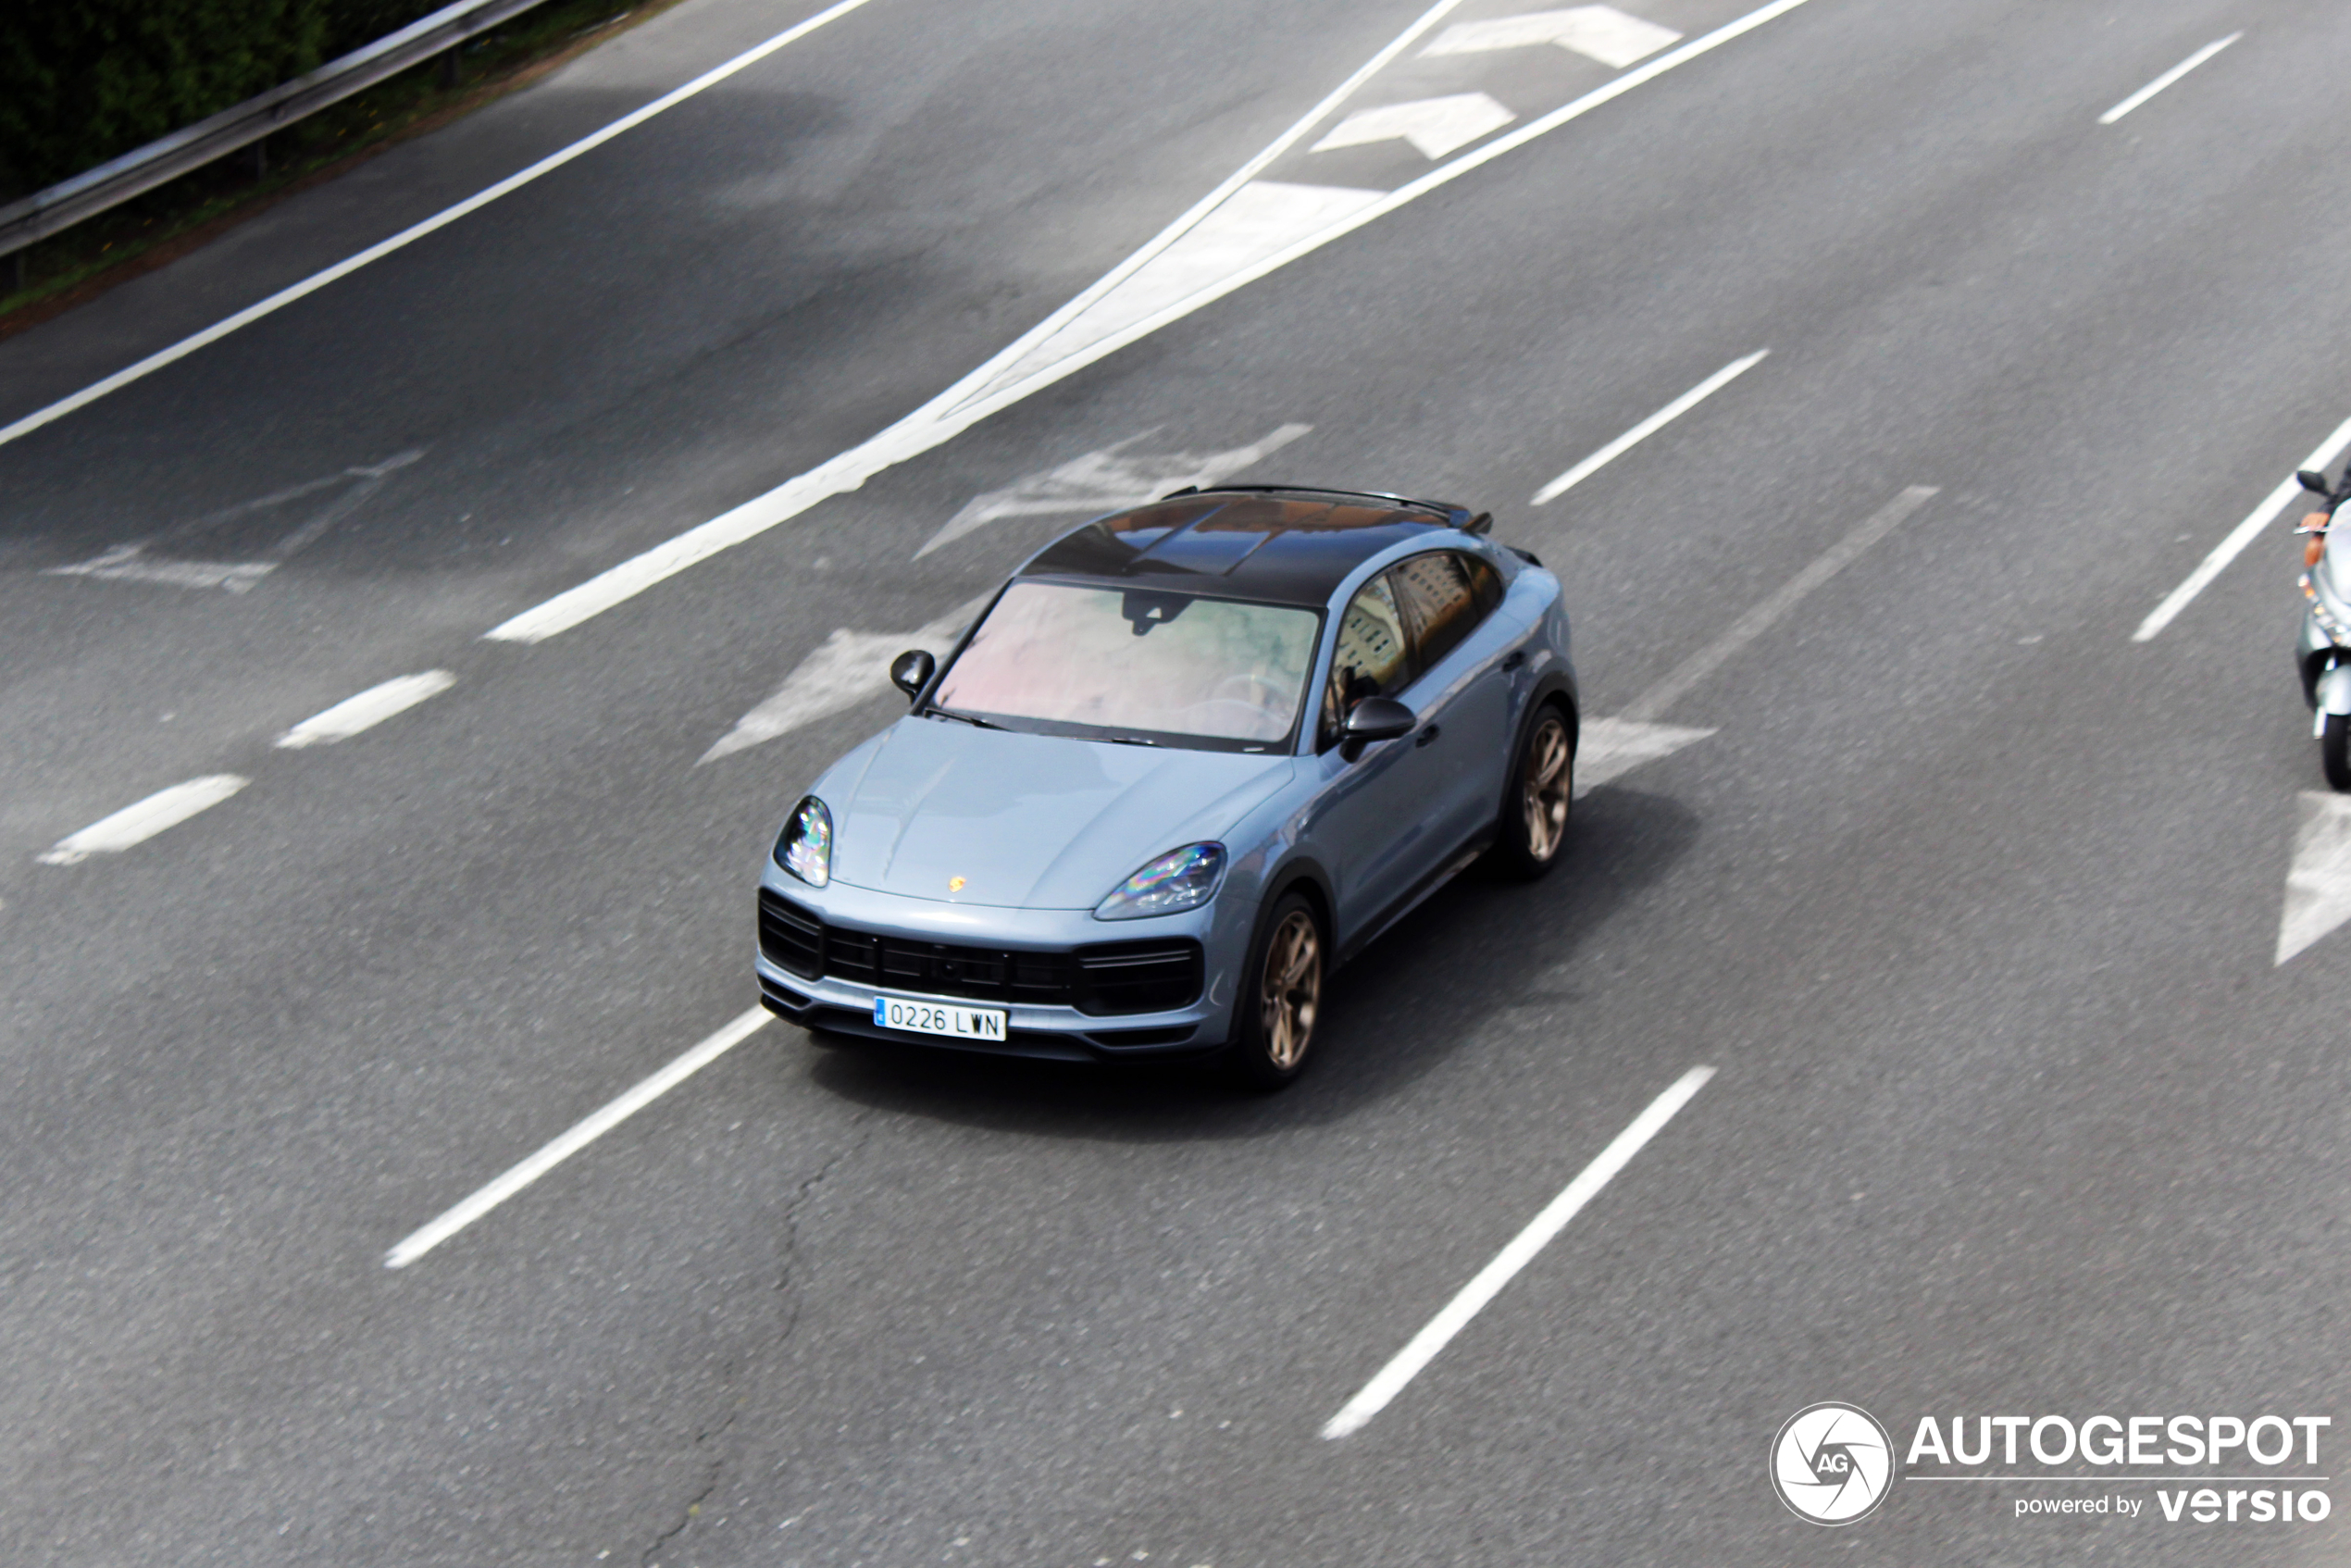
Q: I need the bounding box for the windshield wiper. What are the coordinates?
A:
[1105,733,1160,747]
[925,707,1003,730]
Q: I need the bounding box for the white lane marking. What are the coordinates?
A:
[701,596,986,761]
[1573,717,1715,793]
[44,545,278,593]
[927,0,1489,423]
[950,183,1384,410]
[384,1006,771,1267]
[917,423,1312,557]
[36,776,249,865]
[0,0,879,453]
[1321,1064,1714,1439]
[479,0,1817,645]
[1425,5,1683,68]
[44,450,426,593]
[2278,791,2351,965]
[1310,93,1516,161]
[2098,33,2242,125]
[275,670,456,749]
[2132,415,2351,641]
[1532,350,1767,504]
[1620,484,1936,723]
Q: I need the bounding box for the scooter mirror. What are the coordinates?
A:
[2299,470,2332,495]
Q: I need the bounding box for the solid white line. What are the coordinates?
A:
[2133,414,2351,641]
[1321,1065,1714,1439]
[2098,33,2241,125]
[0,0,880,454]
[481,0,1817,643]
[1619,485,1936,722]
[1532,351,1767,504]
[275,669,455,748]
[384,1006,771,1268]
[36,775,249,865]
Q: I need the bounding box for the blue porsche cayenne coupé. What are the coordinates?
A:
[754,485,1576,1086]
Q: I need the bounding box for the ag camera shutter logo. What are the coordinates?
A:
[1772,1402,1895,1524]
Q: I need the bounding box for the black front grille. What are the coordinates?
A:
[1076,943,1202,1014]
[758,889,1201,1015]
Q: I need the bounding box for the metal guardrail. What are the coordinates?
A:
[0,0,565,278]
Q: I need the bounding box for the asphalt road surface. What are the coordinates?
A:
[5,0,2350,1562]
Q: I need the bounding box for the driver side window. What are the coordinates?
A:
[1318,571,1414,751]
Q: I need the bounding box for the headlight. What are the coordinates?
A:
[1095,842,1225,920]
[774,797,832,887]
[2309,576,2351,643]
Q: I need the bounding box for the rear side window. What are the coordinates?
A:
[1318,571,1414,750]
[1389,551,1499,671]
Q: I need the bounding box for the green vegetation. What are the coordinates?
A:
[1,0,659,325]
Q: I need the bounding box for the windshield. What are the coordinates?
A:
[930,580,1319,749]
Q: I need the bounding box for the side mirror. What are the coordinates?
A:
[2300,470,2333,495]
[889,648,936,700]
[1341,695,1415,745]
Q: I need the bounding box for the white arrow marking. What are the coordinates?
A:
[1426,6,1682,68]
[916,423,1312,558]
[1311,93,1516,161]
[37,776,249,865]
[1574,717,1715,794]
[2277,790,2351,964]
[700,596,990,763]
[44,450,422,594]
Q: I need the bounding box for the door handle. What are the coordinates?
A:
[1501,648,1526,671]
[1415,724,1441,748]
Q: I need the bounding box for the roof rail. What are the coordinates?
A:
[1159,482,1474,529]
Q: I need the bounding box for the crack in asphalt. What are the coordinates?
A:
[639,1115,875,1568]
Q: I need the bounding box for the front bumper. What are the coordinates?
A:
[753,870,1246,1061]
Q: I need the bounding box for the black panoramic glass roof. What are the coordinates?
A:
[1017,492,1464,607]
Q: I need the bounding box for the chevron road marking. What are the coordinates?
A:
[481,0,1819,643]
[1311,93,1516,161]
[1425,6,1682,68]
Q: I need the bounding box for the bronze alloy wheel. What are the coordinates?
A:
[1259,907,1323,1071]
[1520,712,1572,864]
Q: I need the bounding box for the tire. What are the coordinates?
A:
[1224,891,1326,1090]
[1488,703,1574,880]
[2325,713,2351,791]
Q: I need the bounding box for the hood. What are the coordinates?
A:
[820,717,1294,909]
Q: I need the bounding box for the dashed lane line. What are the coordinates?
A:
[1321,1064,1715,1438]
[2133,414,2351,642]
[384,1006,771,1267]
[1619,484,1936,723]
[2097,33,2241,126]
[0,0,881,453]
[275,670,456,749]
[36,776,249,865]
[1532,350,1766,504]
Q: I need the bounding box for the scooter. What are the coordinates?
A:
[2294,464,2351,788]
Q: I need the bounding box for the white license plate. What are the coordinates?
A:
[873,996,1008,1040]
